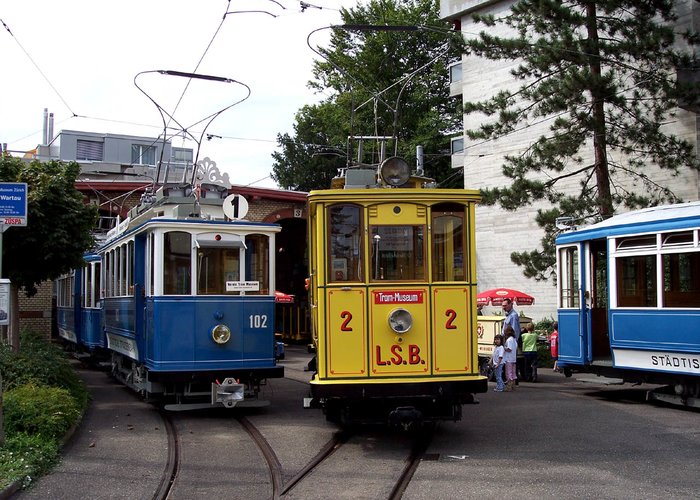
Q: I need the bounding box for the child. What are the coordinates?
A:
[503,325,518,391]
[550,322,559,372]
[490,335,505,392]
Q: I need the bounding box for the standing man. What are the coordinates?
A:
[501,298,521,340]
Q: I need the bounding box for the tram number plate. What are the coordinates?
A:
[375,344,425,366]
[249,314,268,328]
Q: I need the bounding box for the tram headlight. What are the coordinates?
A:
[379,157,411,187]
[388,308,412,334]
[211,324,232,344]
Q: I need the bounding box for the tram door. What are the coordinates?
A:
[557,244,587,364]
[587,239,610,359]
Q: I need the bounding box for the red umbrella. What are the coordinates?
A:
[274,291,294,303]
[477,288,534,307]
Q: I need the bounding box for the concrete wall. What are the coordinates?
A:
[445,0,700,321]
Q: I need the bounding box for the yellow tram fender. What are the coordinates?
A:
[477,314,531,364]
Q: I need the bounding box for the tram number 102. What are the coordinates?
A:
[249,314,268,328]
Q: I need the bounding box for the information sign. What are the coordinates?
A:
[0,182,28,227]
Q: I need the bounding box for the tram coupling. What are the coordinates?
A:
[212,378,245,408]
[388,406,424,431]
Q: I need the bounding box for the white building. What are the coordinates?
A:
[441,0,700,321]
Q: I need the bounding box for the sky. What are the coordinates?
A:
[0,0,355,188]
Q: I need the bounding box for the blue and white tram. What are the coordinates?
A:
[100,184,283,409]
[56,253,104,354]
[555,202,700,405]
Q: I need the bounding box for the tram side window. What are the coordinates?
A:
[104,252,112,297]
[432,205,466,281]
[558,246,579,308]
[616,255,657,307]
[245,235,269,295]
[328,205,363,282]
[148,233,155,296]
[94,263,101,306]
[57,275,72,307]
[127,241,134,296]
[371,225,425,281]
[83,264,91,308]
[164,232,192,295]
[663,251,700,307]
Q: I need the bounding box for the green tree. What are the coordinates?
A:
[464,0,700,280]
[0,155,97,349]
[272,0,465,190]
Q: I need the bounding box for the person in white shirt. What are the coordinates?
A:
[490,335,505,392]
[503,325,518,391]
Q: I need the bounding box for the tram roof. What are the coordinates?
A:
[556,201,700,244]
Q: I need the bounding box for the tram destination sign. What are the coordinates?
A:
[0,182,28,227]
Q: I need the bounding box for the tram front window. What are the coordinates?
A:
[371,226,425,281]
[328,205,363,282]
[245,235,269,295]
[197,247,240,295]
[432,206,466,281]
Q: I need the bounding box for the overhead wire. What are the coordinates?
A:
[0,17,77,118]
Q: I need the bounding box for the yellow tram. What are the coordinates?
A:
[306,159,487,426]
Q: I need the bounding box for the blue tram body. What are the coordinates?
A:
[57,254,104,353]
[58,184,284,409]
[555,202,700,404]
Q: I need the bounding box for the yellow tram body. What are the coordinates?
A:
[307,181,487,424]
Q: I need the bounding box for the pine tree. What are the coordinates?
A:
[464,0,699,280]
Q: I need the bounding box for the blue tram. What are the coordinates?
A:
[58,183,284,409]
[555,202,700,405]
[57,254,103,353]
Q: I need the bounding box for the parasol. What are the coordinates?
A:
[274,291,295,304]
[476,288,534,307]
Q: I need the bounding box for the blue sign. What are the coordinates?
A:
[0,182,28,226]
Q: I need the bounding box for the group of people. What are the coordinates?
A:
[488,298,559,392]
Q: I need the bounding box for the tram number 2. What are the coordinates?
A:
[339,311,353,331]
[249,314,268,328]
[445,309,457,330]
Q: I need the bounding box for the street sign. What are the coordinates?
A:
[0,183,28,228]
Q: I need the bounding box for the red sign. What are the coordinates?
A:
[373,290,423,304]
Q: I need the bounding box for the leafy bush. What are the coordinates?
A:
[0,329,89,490]
[0,330,88,408]
[0,433,59,488]
[4,383,82,440]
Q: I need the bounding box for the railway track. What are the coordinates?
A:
[236,415,434,500]
[152,411,181,500]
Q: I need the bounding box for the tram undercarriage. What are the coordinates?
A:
[110,353,281,410]
[308,379,486,428]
